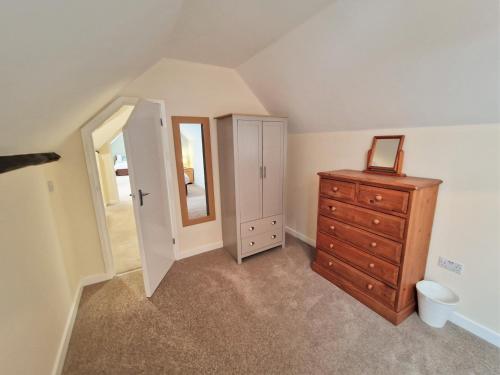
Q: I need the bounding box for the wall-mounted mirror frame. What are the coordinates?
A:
[171,116,216,226]
[364,135,406,176]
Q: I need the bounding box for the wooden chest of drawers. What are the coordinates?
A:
[312,169,442,325]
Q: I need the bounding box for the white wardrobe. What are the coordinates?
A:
[216,114,287,263]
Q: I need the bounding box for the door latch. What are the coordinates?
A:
[138,189,150,206]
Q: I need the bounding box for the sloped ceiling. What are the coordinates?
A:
[0,0,183,155]
[165,0,335,67]
[238,0,500,133]
[0,0,334,155]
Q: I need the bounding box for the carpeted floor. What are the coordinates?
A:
[105,176,141,274]
[63,235,499,374]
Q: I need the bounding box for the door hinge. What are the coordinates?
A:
[172,238,176,244]
[160,118,163,127]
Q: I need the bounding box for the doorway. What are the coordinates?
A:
[81,97,179,296]
[93,121,141,274]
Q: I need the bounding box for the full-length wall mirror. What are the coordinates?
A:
[172,116,215,226]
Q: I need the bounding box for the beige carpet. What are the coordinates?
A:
[105,175,141,273]
[63,235,499,374]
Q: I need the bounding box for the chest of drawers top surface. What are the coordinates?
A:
[313,169,441,325]
[318,169,442,191]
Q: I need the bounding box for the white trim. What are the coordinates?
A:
[81,97,138,276]
[286,226,500,348]
[175,241,223,260]
[80,273,112,287]
[449,312,500,348]
[52,284,82,375]
[285,226,316,247]
[52,273,112,374]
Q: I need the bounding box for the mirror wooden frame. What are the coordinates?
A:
[171,116,216,226]
[364,135,406,177]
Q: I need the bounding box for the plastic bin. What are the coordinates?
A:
[416,280,459,328]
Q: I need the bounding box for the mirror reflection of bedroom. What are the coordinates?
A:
[92,105,141,274]
[180,123,208,219]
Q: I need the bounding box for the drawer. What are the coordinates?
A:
[318,198,406,240]
[317,215,402,263]
[241,215,282,238]
[241,229,282,255]
[358,185,409,214]
[316,250,396,308]
[319,178,356,203]
[317,232,399,286]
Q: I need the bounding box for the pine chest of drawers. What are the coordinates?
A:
[312,169,442,325]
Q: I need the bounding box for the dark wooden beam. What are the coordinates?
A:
[0,153,61,174]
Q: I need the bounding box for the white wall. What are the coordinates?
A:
[121,58,268,254]
[238,0,499,132]
[286,124,500,334]
[0,166,76,375]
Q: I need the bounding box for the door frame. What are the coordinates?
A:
[81,97,180,278]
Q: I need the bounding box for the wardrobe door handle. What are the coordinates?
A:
[271,234,277,239]
[271,220,277,225]
[263,166,267,178]
[249,226,255,231]
[249,241,255,246]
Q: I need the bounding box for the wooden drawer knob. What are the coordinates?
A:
[328,261,333,266]
[271,234,277,239]
[375,194,383,201]
[370,242,377,247]
[367,284,374,290]
[369,263,375,268]
[329,243,334,249]
[332,186,339,192]
[271,220,277,225]
[330,206,336,212]
[329,225,335,231]
[249,241,255,246]
[249,226,255,231]
[372,219,380,225]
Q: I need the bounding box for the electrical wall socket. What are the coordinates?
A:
[438,256,464,275]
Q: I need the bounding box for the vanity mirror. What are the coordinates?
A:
[364,135,405,176]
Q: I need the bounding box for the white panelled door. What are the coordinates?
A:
[262,121,284,217]
[123,100,175,297]
[237,120,262,222]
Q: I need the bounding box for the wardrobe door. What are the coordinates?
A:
[262,121,283,217]
[237,120,262,222]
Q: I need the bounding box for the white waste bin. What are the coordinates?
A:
[416,280,459,328]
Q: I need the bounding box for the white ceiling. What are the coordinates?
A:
[0,0,183,155]
[1,0,497,155]
[0,0,334,155]
[165,0,335,67]
[239,0,499,133]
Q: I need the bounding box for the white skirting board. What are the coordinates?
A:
[285,226,500,348]
[52,273,111,375]
[175,241,223,260]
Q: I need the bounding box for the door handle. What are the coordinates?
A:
[138,189,150,206]
[263,166,267,178]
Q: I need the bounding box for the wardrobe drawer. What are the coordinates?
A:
[317,232,399,286]
[318,198,406,240]
[317,216,402,263]
[241,229,282,255]
[358,185,409,214]
[241,215,282,238]
[316,250,396,308]
[319,178,356,203]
